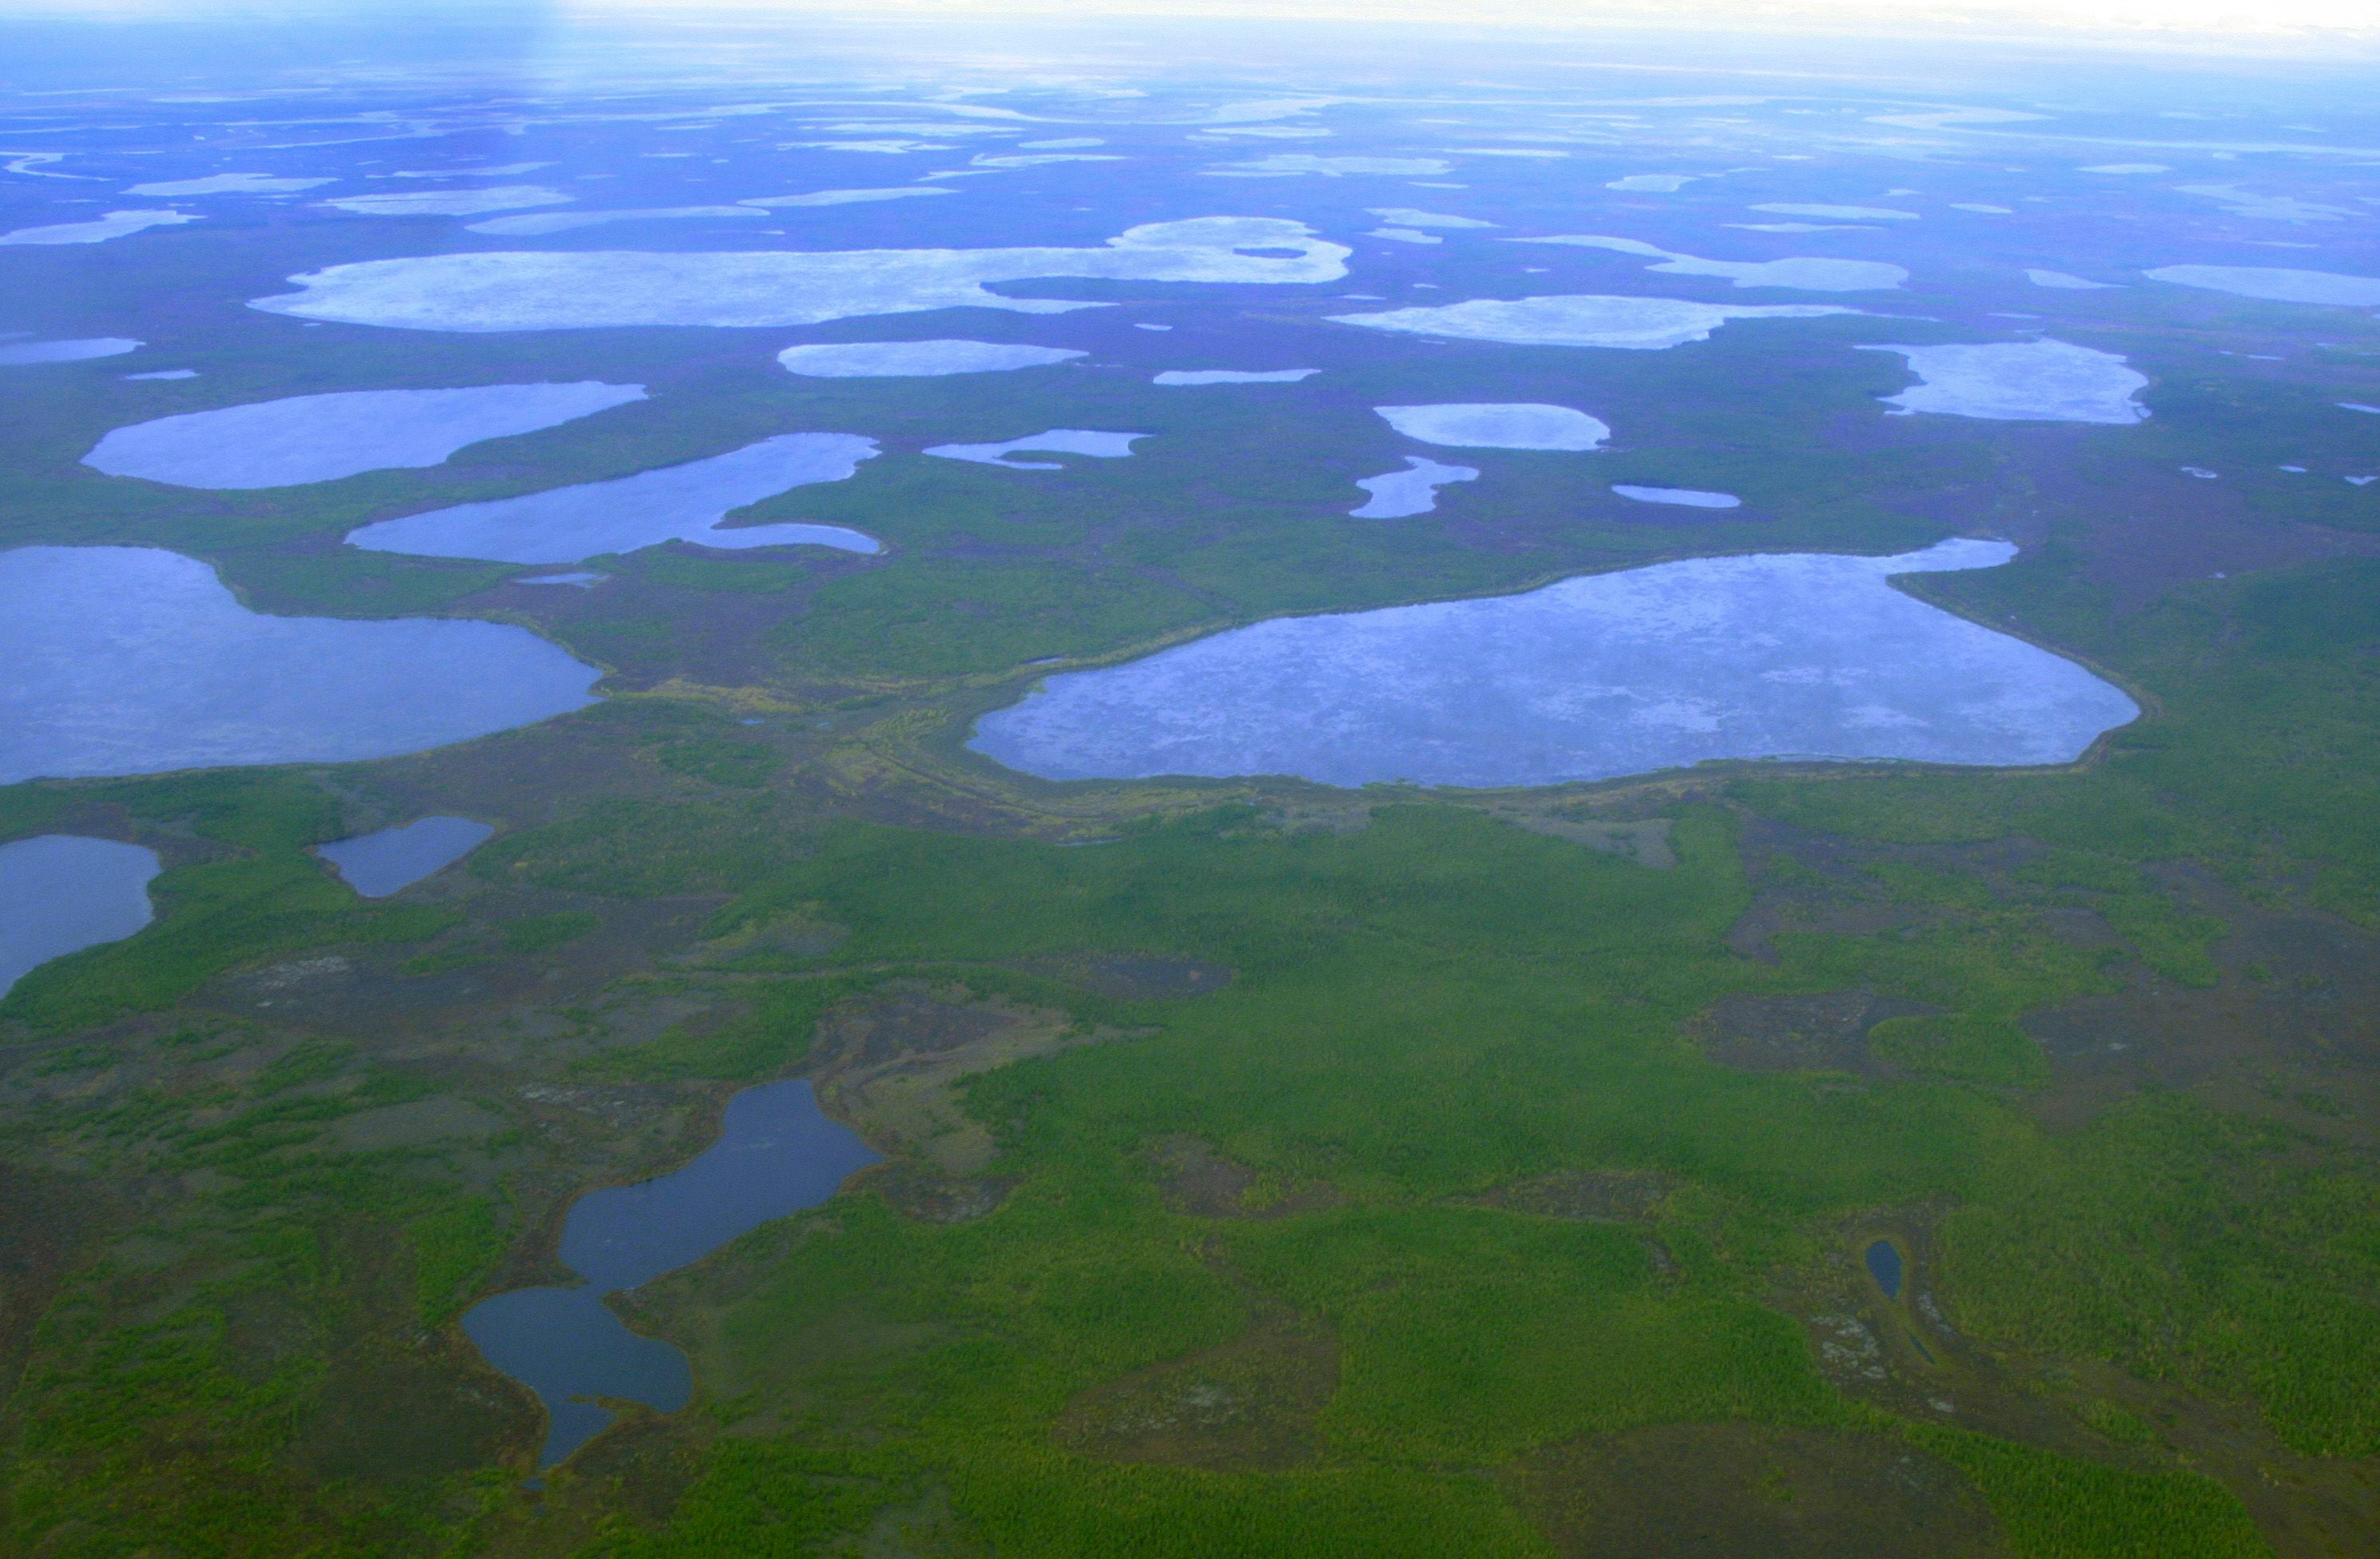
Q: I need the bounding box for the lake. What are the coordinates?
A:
[462,1078,879,1469]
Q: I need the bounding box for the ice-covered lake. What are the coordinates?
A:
[347,434,881,562]
[85,383,647,488]
[970,539,2138,788]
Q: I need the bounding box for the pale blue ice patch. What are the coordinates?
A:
[85,382,647,489]
[347,434,880,563]
[0,336,140,366]
[925,429,1144,469]
[969,539,2138,789]
[1376,403,1607,450]
[1351,457,1477,518]
[777,339,1082,376]
[1154,368,1320,385]
[1613,484,1741,509]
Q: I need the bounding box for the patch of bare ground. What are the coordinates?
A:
[1051,1301,1338,1473]
[838,1484,985,1559]
[1722,813,1941,963]
[1512,1421,2009,1559]
[1480,798,1678,869]
[1474,1168,1677,1223]
[2022,864,2380,1139]
[185,890,719,1048]
[807,983,1126,1176]
[1146,1135,1343,1220]
[868,1160,1012,1224]
[1690,991,1940,1077]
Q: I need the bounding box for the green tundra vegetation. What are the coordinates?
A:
[5,540,2377,1557]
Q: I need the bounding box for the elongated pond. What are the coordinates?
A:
[463,1078,878,1469]
[970,539,2139,789]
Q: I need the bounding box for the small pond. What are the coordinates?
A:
[316,816,495,897]
[1865,1239,1904,1300]
[462,1078,879,1469]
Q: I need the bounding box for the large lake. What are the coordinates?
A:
[0,547,602,783]
[970,539,2140,789]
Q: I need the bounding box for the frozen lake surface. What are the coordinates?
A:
[467,205,765,236]
[1522,235,1905,292]
[84,382,646,488]
[1218,154,1449,176]
[0,547,601,783]
[1864,339,2148,424]
[1377,403,1608,450]
[348,433,880,563]
[740,187,953,207]
[0,337,139,366]
[0,209,195,245]
[128,173,328,196]
[777,339,1082,376]
[925,429,1144,469]
[1330,294,1850,350]
[970,539,2139,789]
[1613,484,1742,508]
[0,835,161,1000]
[251,217,1349,331]
[1154,368,1320,385]
[463,1077,877,1468]
[1750,203,1918,221]
[320,185,571,217]
[2146,265,2380,307]
[316,816,495,897]
[1352,456,1477,517]
[1366,207,1496,229]
[2028,269,2120,290]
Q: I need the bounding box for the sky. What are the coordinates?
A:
[1,0,2375,37]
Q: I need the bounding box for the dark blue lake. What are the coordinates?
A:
[316,815,493,898]
[462,1078,879,1470]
